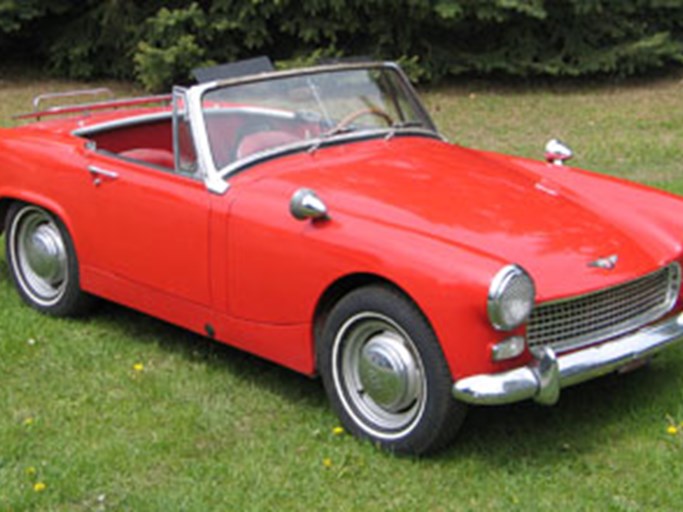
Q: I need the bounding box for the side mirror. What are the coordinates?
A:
[544,139,573,166]
[290,188,329,221]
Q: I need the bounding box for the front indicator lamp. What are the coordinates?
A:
[491,335,526,362]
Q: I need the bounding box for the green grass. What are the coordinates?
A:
[1,70,683,511]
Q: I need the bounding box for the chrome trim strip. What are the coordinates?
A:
[72,112,172,137]
[452,311,683,406]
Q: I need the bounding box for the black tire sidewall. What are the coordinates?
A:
[5,202,92,316]
[317,285,466,455]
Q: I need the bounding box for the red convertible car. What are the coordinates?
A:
[1,60,683,455]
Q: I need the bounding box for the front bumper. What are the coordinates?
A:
[453,312,683,406]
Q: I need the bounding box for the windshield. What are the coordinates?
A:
[200,65,435,173]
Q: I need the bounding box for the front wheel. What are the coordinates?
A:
[317,285,466,455]
[5,202,93,316]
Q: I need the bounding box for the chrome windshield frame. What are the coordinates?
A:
[185,61,439,195]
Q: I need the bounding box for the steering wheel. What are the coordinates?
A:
[333,107,394,132]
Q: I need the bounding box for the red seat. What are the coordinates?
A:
[120,148,175,169]
[236,131,299,159]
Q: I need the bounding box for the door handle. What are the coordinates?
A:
[88,165,119,186]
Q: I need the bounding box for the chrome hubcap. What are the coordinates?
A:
[333,312,426,438]
[359,332,421,412]
[24,223,66,285]
[11,207,68,305]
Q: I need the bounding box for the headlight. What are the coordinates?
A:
[488,264,535,331]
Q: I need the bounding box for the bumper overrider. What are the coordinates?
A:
[453,312,683,406]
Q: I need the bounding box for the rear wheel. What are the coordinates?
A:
[317,285,466,455]
[5,202,93,316]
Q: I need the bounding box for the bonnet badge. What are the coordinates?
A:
[588,254,619,270]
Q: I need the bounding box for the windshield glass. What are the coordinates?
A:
[200,65,435,173]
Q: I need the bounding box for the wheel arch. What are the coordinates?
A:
[312,272,433,371]
[0,198,11,235]
[0,194,75,241]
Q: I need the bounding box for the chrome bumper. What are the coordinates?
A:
[453,312,683,406]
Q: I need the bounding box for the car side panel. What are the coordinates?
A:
[0,130,214,330]
[82,151,212,307]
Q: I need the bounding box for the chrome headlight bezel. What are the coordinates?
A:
[488,264,536,331]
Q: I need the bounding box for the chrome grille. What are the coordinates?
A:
[528,263,681,353]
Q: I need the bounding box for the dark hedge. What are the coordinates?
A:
[1,0,682,90]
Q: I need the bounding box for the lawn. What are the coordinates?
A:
[1,69,683,511]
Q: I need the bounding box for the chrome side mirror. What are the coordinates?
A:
[290,188,329,221]
[544,139,573,166]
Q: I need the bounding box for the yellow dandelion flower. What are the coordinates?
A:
[133,362,144,372]
[667,425,678,435]
[23,417,34,426]
[33,482,46,493]
[25,466,37,476]
[332,426,344,436]
[323,458,333,469]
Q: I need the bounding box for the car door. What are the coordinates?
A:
[83,151,212,308]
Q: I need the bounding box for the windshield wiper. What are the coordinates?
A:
[322,124,356,139]
[309,119,428,153]
[385,120,425,140]
[308,125,356,153]
[393,120,424,129]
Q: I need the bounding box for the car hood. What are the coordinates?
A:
[267,136,683,300]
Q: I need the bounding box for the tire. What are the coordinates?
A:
[5,202,93,316]
[317,285,467,455]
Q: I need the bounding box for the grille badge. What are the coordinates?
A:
[588,254,619,270]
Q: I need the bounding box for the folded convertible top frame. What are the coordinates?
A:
[14,88,172,121]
